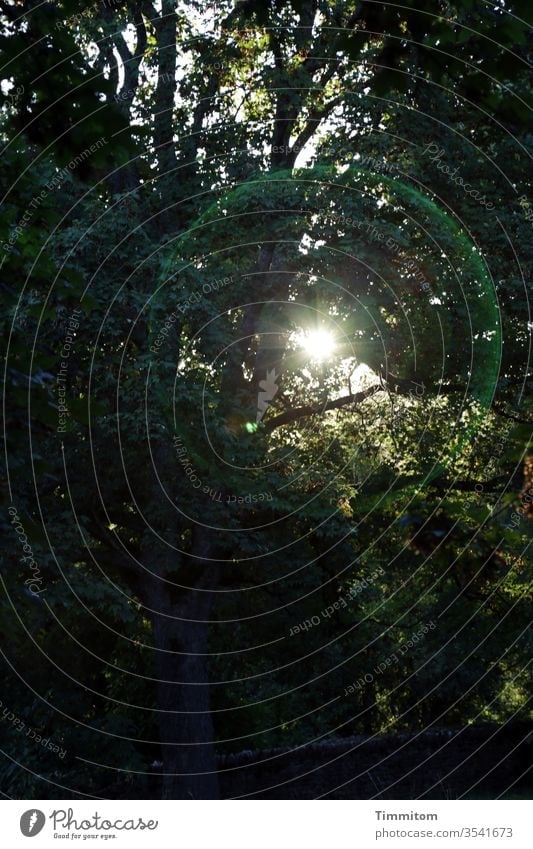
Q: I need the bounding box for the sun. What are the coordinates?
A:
[299,328,336,362]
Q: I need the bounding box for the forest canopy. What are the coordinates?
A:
[0,0,531,801]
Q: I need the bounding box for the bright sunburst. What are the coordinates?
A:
[298,328,336,362]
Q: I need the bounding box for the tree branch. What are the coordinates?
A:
[492,403,532,425]
[429,476,512,493]
[264,385,382,432]
[289,93,344,162]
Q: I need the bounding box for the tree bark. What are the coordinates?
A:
[149,572,220,799]
[153,0,178,224]
[141,444,220,799]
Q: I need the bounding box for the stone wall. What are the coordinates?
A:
[216,724,531,799]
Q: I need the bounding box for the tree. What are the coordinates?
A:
[1,0,531,799]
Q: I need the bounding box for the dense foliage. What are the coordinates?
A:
[1,0,531,799]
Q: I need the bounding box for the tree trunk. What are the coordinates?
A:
[150,573,220,800]
[141,442,220,799]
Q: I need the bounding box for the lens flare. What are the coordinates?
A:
[299,329,336,362]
